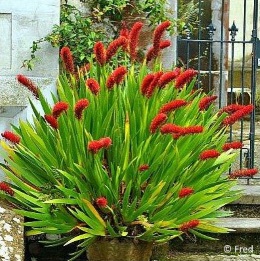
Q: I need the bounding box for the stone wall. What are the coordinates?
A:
[0,0,59,107]
[0,1,60,259]
[0,0,60,180]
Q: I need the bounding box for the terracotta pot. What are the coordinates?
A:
[87,238,153,261]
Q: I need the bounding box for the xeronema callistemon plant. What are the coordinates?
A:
[0,21,258,260]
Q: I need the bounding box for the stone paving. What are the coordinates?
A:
[0,201,24,261]
[230,120,260,182]
[160,253,260,261]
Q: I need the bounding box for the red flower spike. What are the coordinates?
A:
[17,74,39,98]
[182,126,204,135]
[158,68,181,89]
[113,66,127,85]
[223,104,254,126]
[146,47,156,63]
[179,220,199,232]
[219,104,245,115]
[94,41,106,66]
[52,101,69,118]
[119,23,129,52]
[172,133,182,140]
[138,164,150,172]
[175,69,198,89]
[106,36,128,62]
[140,74,155,96]
[60,47,75,73]
[120,27,129,39]
[99,137,112,148]
[199,95,218,111]
[0,182,14,196]
[146,71,163,98]
[160,123,183,134]
[222,141,243,151]
[86,78,100,95]
[159,40,171,49]
[88,140,103,154]
[106,67,127,90]
[106,75,116,90]
[79,63,91,74]
[129,22,143,60]
[1,131,20,144]
[229,168,258,179]
[88,137,112,154]
[200,149,220,160]
[44,115,58,129]
[96,197,108,207]
[153,21,171,52]
[150,113,168,133]
[159,99,187,114]
[179,187,194,198]
[74,99,89,120]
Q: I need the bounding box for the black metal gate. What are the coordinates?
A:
[177,0,259,181]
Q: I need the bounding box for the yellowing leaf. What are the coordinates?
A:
[82,199,106,227]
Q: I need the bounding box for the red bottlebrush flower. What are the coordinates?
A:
[119,26,129,39]
[106,66,127,90]
[172,125,203,139]
[200,149,220,160]
[159,40,171,49]
[94,41,106,66]
[113,66,127,85]
[146,71,163,98]
[119,23,129,52]
[74,99,89,120]
[60,47,75,73]
[88,140,103,154]
[17,74,39,98]
[158,68,181,89]
[96,197,108,207]
[153,21,171,52]
[106,75,115,90]
[172,133,182,140]
[88,137,112,154]
[150,113,168,133]
[179,187,194,198]
[182,126,204,135]
[146,47,156,63]
[99,137,112,148]
[0,182,14,196]
[79,63,91,74]
[229,168,258,179]
[179,220,199,232]
[159,99,187,114]
[1,131,20,144]
[52,101,69,118]
[222,141,243,151]
[223,104,254,126]
[140,74,155,96]
[138,164,150,172]
[44,115,58,129]
[86,78,100,95]
[128,22,143,60]
[160,123,183,134]
[145,40,171,63]
[219,104,245,115]
[199,95,218,111]
[106,36,128,62]
[175,69,198,89]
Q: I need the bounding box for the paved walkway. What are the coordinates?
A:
[230,120,260,183]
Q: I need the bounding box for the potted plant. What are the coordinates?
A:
[0,21,257,261]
